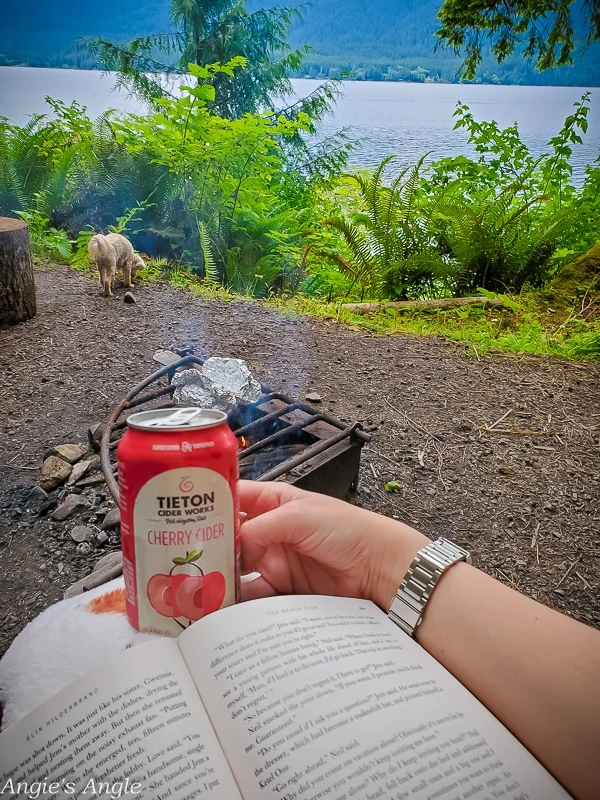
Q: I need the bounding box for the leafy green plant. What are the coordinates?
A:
[385,481,402,493]
[0,113,78,218]
[322,157,451,300]
[569,330,600,358]
[15,200,72,260]
[420,94,595,291]
[71,228,96,271]
[0,61,347,297]
[436,0,600,79]
[198,222,219,284]
[431,185,582,293]
[424,94,592,209]
[42,227,73,260]
[108,202,149,236]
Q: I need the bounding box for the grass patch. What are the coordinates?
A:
[58,257,600,361]
[265,293,600,360]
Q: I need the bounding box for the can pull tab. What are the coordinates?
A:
[147,408,204,428]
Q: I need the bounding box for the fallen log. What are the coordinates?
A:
[341,296,505,315]
[0,217,36,326]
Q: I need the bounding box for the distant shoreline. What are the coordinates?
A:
[1,63,597,90]
[3,66,596,186]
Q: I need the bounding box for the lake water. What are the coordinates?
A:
[1,66,598,181]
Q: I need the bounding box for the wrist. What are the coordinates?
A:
[368,515,431,611]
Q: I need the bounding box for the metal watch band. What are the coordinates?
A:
[388,537,471,638]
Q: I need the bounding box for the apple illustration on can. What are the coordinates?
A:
[147,549,226,622]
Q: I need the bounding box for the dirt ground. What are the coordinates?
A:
[1,266,599,657]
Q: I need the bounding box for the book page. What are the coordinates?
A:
[0,639,241,800]
[179,596,570,800]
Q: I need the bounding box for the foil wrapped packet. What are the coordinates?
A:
[172,357,262,410]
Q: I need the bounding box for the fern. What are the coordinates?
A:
[199,221,219,283]
[323,156,452,300]
[432,184,584,293]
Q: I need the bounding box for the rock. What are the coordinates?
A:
[76,472,105,488]
[101,507,120,530]
[124,291,136,304]
[94,551,123,574]
[27,486,48,514]
[76,542,93,555]
[88,423,105,453]
[546,242,600,305]
[66,458,94,486]
[69,525,95,543]
[87,454,101,470]
[96,531,109,546]
[153,349,182,367]
[51,494,91,521]
[63,551,123,599]
[45,443,89,464]
[515,559,527,567]
[498,465,515,476]
[305,391,322,403]
[554,588,565,597]
[40,456,72,491]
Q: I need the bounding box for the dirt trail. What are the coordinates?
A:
[1,266,598,655]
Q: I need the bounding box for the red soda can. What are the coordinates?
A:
[117,407,239,636]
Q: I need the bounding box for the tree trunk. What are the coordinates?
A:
[341,296,506,315]
[0,217,37,327]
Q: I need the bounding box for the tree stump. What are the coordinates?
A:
[0,217,37,327]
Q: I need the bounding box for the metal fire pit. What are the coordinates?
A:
[101,354,370,505]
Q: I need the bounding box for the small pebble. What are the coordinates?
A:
[101,508,121,530]
[69,525,95,543]
[305,391,322,403]
[51,494,91,521]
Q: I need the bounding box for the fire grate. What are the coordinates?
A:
[101,354,370,505]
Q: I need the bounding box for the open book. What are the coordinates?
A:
[0,595,570,799]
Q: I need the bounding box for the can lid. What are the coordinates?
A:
[127,408,228,431]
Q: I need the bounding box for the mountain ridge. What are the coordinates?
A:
[1,0,598,86]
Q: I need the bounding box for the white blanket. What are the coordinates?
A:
[0,578,157,731]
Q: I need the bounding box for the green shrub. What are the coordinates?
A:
[0,62,351,296]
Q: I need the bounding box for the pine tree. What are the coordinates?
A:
[87,0,308,118]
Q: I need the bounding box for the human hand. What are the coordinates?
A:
[239,480,430,610]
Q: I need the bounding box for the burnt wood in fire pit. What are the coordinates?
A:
[100,354,370,504]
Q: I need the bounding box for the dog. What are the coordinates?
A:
[87,233,146,297]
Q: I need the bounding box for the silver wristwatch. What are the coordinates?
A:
[388,538,471,637]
